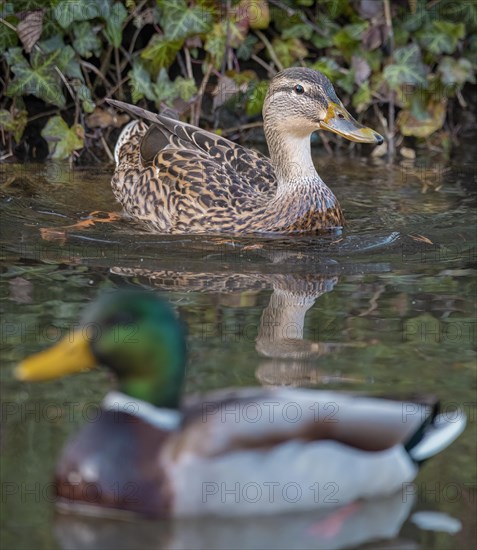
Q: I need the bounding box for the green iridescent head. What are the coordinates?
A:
[16,290,187,408]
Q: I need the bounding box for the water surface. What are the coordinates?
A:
[1,155,476,549]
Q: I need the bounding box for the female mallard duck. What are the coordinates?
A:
[106,68,383,234]
[16,291,465,519]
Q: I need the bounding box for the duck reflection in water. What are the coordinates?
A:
[110,267,358,387]
[54,491,416,550]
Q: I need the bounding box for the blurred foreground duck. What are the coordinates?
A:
[16,291,465,519]
[107,68,383,234]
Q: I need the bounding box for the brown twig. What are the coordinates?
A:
[268,0,327,38]
[97,76,130,103]
[255,30,284,72]
[358,286,385,317]
[123,0,149,27]
[0,151,13,161]
[184,47,195,123]
[119,45,132,72]
[221,0,232,75]
[176,51,187,78]
[127,25,144,58]
[80,60,111,88]
[98,45,113,91]
[100,134,115,162]
[220,121,264,137]
[114,47,123,99]
[194,62,213,127]
[27,107,70,122]
[383,0,395,162]
[251,54,276,76]
[319,133,333,155]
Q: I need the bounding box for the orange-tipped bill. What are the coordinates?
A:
[320,102,383,144]
[15,331,97,382]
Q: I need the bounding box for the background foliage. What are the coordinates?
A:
[1,0,476,162]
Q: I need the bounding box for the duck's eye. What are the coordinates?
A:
[294,84,305,95]
[337,113,345,119]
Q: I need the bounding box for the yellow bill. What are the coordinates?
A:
[15,331,97,382]
[320,102,383,144]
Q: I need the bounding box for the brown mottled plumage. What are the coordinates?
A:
[108,68,383,234]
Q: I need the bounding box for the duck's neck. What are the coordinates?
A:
[264,122,323,194]
[111,352,185,410]
[257,288,317,344]
[117,376,182,410]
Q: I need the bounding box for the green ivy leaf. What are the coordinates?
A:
[104,2,128,48]
[419,21,465,55]
[311,58,341,81]
[400,7,427,34]
[38,38,84,82]
[41,116,84,159]
[129,66,185,107]
[272,37,308,66]
[332,22,368,59]
[73,22,102,58]
[0,108,28,142]
[438,57,476,87]
[352,82,372,113]
[5,47,66,107]
[158,0,213,40]
[409,92,432,120]
[311,35,331,49]
[393,25,410,48]
[441,1,477,33]
[151,68,178,105]
[0,17,18,51]
[129,59,155,102]
[397,98,446,138]
[57,46,84,81]
[282,23,313,41]
[236,34,258,61]
[54,0,111,29]
[245,80,268,117]
[361,49,383,72]
[38,35,64,53]
[141,35,183,73]
[205,23,227,69]
[336,70,354,95]
[383,45,428,91]
[4,47,28,71]
[173,77,197,101]
[75,84,96,113]
[324,0,349,17]
[273,11,302,34]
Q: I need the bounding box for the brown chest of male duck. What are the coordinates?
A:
[107,68,383,234]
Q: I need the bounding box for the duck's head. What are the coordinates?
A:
[15,291,187,408]
[263,67,383,144]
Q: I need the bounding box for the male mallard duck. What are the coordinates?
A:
[16,291,465,519]
[106,68,383,234]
